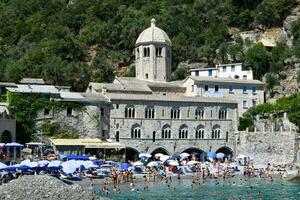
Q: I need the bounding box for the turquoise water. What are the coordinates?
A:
[95,177,300,200]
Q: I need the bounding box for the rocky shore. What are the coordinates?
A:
[0,175,98,200]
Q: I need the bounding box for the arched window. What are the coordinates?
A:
[145,106,155,119]
[171,107,180,119]
[195,107,204,119]
[136,48,140,59]
[1,130,12,143]
[131,124,141,139]
[179,125,188,139]
[125,106,135,118]
[156,47,162,57]
[143,47,150,57]
[218,108,227,119]
[161,124,171,139]
[211,125,221,139]
[195,125,205,139]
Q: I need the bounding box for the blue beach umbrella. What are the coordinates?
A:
[199,152,207,160]
[207,152,216,158]
[0,162,7,170]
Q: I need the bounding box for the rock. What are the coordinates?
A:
[0,175,98,200]
[288,175,300,183]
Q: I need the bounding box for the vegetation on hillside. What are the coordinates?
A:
[0,0,297,91]
[238,92,300,131]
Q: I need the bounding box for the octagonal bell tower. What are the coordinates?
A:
[135,18,172,82]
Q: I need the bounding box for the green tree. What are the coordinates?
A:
[244,44,270,79]
[265,73,279,96]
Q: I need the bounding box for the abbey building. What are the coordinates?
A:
[0,19,264,160]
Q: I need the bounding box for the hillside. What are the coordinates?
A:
[0,0,299,92]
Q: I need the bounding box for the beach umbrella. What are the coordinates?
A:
[133,161,143,166]
[89,156,97,160]
[25,142,45,147]
[38,160,50,167]
[180,152,190,159]
[159,155,169,162]
[48,160,62,170]
[207,152,216,158]
[22,148,32,154]
[168,160,179,166]
[0,162,7,170]
[199,152,207,160]
[83,160,98,169]
[119,163,131,170]
[169,154,180,160]
[139,153,151,158]
[216,153,225,159]
[154,153,164,158]
[147,161,160,167]
[236,155,247,159]
[5,142,24,147]
[4,164,21,171]
[20,159,31,165]
[187,161,199,165]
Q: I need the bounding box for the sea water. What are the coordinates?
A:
[95,177,300,200]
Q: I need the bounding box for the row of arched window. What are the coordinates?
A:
[130,124,221,139]
[136,47,165,58]
[124,106,228,120]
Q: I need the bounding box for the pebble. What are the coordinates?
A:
[0,175,98,200]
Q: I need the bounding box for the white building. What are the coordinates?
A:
[190,63,254,80]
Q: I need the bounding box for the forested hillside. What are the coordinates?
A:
[0,0,298,91]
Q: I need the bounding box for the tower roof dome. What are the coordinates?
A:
[135,18,172,46]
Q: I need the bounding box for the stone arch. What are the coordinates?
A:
[181,147,204,155]
[216,146,234,160]
[1,130,12,143]
[151,147,170,156]
[120,147,140,162]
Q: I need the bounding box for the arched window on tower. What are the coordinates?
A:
[156,47,162,57]
[143,47,150,57]
[179,124,188,139]
[161,124,171,139]
[218,108,227,119]
[195,125,205,139]
[211,125,221,139]
[136,48,140,59]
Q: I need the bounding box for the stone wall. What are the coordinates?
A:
[236,129,299,165]
[35,104,110,139]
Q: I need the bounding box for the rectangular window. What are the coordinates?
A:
[243,75,247,80]
[102,130,106,137]
[222,66,226,72]
[243,86,247,94]
[243,100,248,108]
[191,85,195,92]
[195,71,199,76]
[252,86,257,94]
[229,86,234,93]
[252,99,257,107]
[44,108,50,116]
[115,104,119,109]
[204,85,209,92]
[215,85,219,92]
[231,66,235,72]
[67,107,72,116]
[208,69,213,77]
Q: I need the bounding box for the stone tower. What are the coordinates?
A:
[135,18,172,82]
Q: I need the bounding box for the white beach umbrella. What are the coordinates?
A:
[159,155,170,161]
[155,153,164,158]
[20,160,31,165]
[48,160,62,168]
[0,162,7,170]
[236,155,247,159]
[216,153,225,159]
[168,160,179,166]
[147,161,160,167]
[133,161,144,166]
[180,153,190,158]
[38,160,50,167]
[139,153,152,158]
[187,161,199,165]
